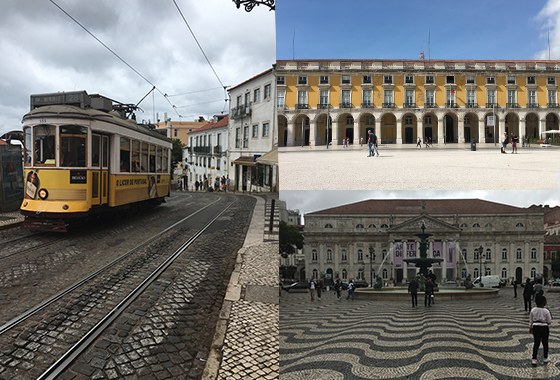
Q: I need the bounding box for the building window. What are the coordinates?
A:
[517,248,522,261]
[548,77,556,85]
[312,249,317,262]
[320,90,329,106]
[384,76,393,84]
[363,75,372,84]
[426,90,435,105]
[464,116,470,124]
[485,267,491,276]
[313,269,318,280]
[508,90,516,104]
[502,248,507,261]
[548,90,557,105]
[467,90,476,106]
[502,268,507,278]
[487,76,495,84]
[383,249,388,259]
[245,92,250,106]
[370,249,376,262]
[252,125,258,138]
[342,269,348,280]
[298,76,307,85]
[528,90,537,105]
[368,223,376,228]
[531,267,536,278]
[341,250,347,262]
[342,75,351,84]
[405,90,414,104]
[382,268,388,279]
[324,224,333,228]
[243,126,249,148]
[383,90,393,104]
[254,88,260,103]
[235,128,241,148]
[356,224,364,228]
[262,123,269,137]
[326,249,332,262]
[486,249,492,261]
[485,223,492,228]
[426,76,434,84]
[297,90,307,106]
[357,249,363,262]
[362,90,372,105]
[460,223,468,228]
[358,269,364,280]
[474,268,479,278]
[405,116,413,124]
[466,76,475,84]
[527,76,536,85]
[516,222,524,227]
[365,115,374,124]
[346,115,354,125]
[174,129,178,137]
[381,224,389,228]
[264,84,271,99]
[341,90,351,105]
[474,248,479,261]
[531,248,537,261]
[277,76,285,85]
[487,90,496,104]
[320,76,329,84]
[405,75,414,84]
[473,223,481,228]
[507,76,516,84]
[277,90,286,108]
[446,76,455,84]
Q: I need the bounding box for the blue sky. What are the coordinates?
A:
[276,0,559,61]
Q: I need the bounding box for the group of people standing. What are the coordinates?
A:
[501,132,523,154]
[194,175,230,192]
[416,136,433,148]
[407,270,437,307]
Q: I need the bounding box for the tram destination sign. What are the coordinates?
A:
[30,91,90,110]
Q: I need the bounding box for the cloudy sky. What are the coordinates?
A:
[281,188,560,220]
[276,0,559,61]
[0,0,275,137]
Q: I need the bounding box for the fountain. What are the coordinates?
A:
[402,222,442,277]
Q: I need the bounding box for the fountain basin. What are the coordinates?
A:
[355,287,499,301]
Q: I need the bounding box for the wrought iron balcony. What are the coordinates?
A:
[193,146,211,154]
[404,102,416,108]
[526,103,539,108]
[382,102,395,108]
[547,103,559,108]
[445,101,458,108]
[317,103,330,109]
[277,104,287,110]
[424,102,437,108]
[214,146,223,154]
[361,102,374,108]
[506,103,519,108]
[466,103,478,108]
[339,102,353,108]
[295,103,309,109]
[486,103,498,108]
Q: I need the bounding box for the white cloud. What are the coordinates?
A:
[534,0,560,59]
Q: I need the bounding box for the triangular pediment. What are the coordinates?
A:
[388,214,461,233]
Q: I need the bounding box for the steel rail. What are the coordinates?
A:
[37,201,233,380]
[0,198,220,335]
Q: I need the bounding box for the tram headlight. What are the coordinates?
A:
[38,189,49,200]
[62,205,69,210]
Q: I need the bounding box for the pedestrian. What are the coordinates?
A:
[511,132,518,154]
[360,137,363,147]
[226,175,230,192]
[527,137,531,147]
[522,135,525,147]
[524,278,533,312]
[424,277,434,307]
[346,279,355,301]
[334,279,342,300]
[408,276,419,307]
[367,131,374,157]
[309,279,316,301]
[195,180,199,191]
[426,270,437,304]
[417,137,422,148]
[534,278,544,298]
[529,295,552,365]
[501,132,508,154]
[513,278,517,298]
[317,279,323,300]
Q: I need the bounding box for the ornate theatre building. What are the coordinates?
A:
[275,59,560,146]
[303,199,546,285]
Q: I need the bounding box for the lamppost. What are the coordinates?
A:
[369,245,374,287]
[478,245,484,279]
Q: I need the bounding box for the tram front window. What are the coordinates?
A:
[60,125,87,167]
[34,125,55,165]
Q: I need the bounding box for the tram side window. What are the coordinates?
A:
[156,147,162,173]
[24,127,32,166]
[60,125,87,167]
[163,148,168,172]
[149,145,156,172]
[34,125,56,166]
[120,138,130,172]
[141,142,148,172]
[92,135,100,167]
[102,136,108,168]
[131,140,140,172]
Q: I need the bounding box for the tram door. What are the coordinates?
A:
[91,135,109,206]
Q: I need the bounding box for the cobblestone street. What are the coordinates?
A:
[280,287,560,380]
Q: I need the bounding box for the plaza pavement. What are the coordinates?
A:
[279,144,560,190]
[280,286,560,380]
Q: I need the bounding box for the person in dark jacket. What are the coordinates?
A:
[523,278,533,312]
[408,277,419,307]
[424,277,434,307]
[513,278,518,298]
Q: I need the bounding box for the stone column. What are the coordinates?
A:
[396,118,403,144]
[458,117,465,143]
[519,119,526,144]
[442,240,447,281]
[375,118,382,144]
[287,121,295,147]
[539,118,546,138]
[417,117,424,142]
[498,117,506,141]
[478,118,486,144]
[309,120,316,146]
[437,116,445,144]
[331,119,339,146]
[354,120,360,146]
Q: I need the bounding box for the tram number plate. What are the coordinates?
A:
[70,170,87,184]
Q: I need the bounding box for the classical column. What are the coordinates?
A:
[417,117,424,142]
[539,118,546,138]
[353,120,360,146]
[437,116,445,144]
[454,241,461,280]
[519,119,526,144]
[396,118,403,144]
[442,240,448,280]
[458,117,465,143]
[331,119,339,146]
[478,118,486,144]
[287,121,295,147]
[375,117,382,144]
[309,120,317,146]
[498,117,506,141]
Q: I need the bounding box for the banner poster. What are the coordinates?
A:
[394,242,403,269]
[432,241,442,268]
[447,241,456,269]
[406,241,416,268]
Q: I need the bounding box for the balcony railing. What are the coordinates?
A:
[506,103,519,108]
[361,102,374,108]
[382,102,395,108]
[424,102,437,108]
[466,103,478,108]
[295,103,309,109]
[445,101,458,108]
[548,103,559,108]
[317,103,330,109]
[213,146,223,154]
[339,102,353,108]
[527,103,539,108]
[193,146,211,154]
[486,103,498,108]
[404,102,416,108]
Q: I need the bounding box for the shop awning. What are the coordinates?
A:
[232,156,257,166]
[256,147,278,166]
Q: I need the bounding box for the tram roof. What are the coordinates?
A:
[23,105,171,144]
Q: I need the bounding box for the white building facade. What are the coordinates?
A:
[228,68,278,192]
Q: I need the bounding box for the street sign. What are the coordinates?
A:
[487,115,495,126]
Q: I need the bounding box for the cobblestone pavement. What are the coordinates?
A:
[280,287,560,380]
[279,145,560,190]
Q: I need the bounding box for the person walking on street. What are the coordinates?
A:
[501,132,508,154]
[511,132,518,154]
[367,131,374,157]
[334,279,342,300]
[513,278,518,298]
[527,137,531,147]
[424,277,434,307]
[408,277,419,307]
[524,278,533,312]
[360,137,363,147]
[417,137,422,148]
[317,279,323,300]
[309,279,316,301]
[522,135,525,147]
[529,295,552,365]
[347,280,355,301]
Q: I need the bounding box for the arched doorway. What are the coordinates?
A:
[381,114,396,143]
[505,113,519,137]
[300,268,306,281]
[294,115,309,147]
[526,113,539,139]
[423,113,437,143]
[360,114,375,143]
[339,114,354,144]
[278,115,288,146]
[316,114,332,146]
[516,267,523,284]
[403,114,416,144]
[444,115,456,143]
[326,268,334,286]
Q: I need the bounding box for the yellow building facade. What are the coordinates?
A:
[275,60,560,145]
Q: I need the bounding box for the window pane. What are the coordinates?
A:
[60,125,87,167]
[141,142,148,172]
[24,127,32,165]
[34,125,56,165]
[92,135,100,167]
[120,138,130,172]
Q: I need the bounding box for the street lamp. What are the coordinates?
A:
[478,245,484,279]
[369,245,374,287]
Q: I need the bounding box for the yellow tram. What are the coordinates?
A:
[20,91,172,231]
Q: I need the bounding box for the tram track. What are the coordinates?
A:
[0,196,236,379]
